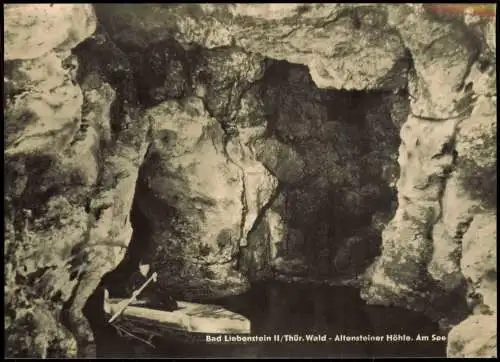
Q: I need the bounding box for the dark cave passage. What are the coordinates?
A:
[4,3,497,360]
[82,172,173,353]
[253,60,404,280]
[98,179,154,299]
[82,56,413,359]
[80,39,418,359]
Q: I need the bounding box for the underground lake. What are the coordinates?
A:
[87,281,447,358]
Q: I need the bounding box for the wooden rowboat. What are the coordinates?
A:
[103,290,251,346]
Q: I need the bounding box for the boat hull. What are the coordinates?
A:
[104,298,251,340]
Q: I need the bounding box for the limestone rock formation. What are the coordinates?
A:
[4,4,97,61]
[255,63,402,282]
[447,314,497,358]
[92,3,407,289]
[5,6,148,358]
[117,44,281,299]
[4,52,83,157]
[94,4,409,90]
[387,5,480,119]
[254,138,306,184]
[360,4,496,358]
[137,97,265,299]
[4,3,496,359]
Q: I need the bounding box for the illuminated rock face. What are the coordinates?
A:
[358,5,496,359]
[4,4,97,61]
[4,3,496,359]
[94,3,409,91]
[4,8,148,358]
[137,97,276,300]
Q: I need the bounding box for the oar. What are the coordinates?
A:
[108,272,158,324]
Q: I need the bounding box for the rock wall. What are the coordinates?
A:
[4,3,496,358]
[108,42,404,291]
[94,4,409,91]
[360,5,497,358]
[137,96,274,299]
[4,5,149,358]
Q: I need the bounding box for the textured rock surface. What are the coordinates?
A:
[94,4,409,90]
[84,23,402,293]
[461,213,497,313]
[253,63,402,282]
[4,3,496,359]
[4,52,83,157]
[4,10,148,358]
[361,115,461,310]
[447,314,497,358]
[137,97,277,299]
[387,5,480,119]
[360,4,496,358]
[4,4,97,61]
[363,55,495,311]
[114,45,281,299]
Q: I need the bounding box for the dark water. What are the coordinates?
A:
[90,281,446,358]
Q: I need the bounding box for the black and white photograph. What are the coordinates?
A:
[4,3,497,359]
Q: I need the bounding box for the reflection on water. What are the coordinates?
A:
[92,281,446,358]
